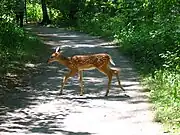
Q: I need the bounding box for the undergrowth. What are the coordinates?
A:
[145,70,180,133]
[75,9,180,135]
[8,0,179,133]
[0,20,48,89]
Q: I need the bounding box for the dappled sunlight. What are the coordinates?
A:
[38,33,81,39]
[0,25,164,135]
[27,25,117,51]
[84,76,105,83]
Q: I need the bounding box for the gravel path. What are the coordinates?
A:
[0,25,166,135]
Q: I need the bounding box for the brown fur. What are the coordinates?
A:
[48,49,125,96]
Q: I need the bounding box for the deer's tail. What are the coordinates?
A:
[110,57,115,66]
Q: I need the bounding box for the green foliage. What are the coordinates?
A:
[1,0,179,133]
[0,20,46,74]
[147,70,180,133]
[76,0,180,70]
[26,1,61,24]
[119,21,179,73]
[27,2,42,22]
[46,0,87,26]
[73,0,180,133]
[0,0,15,21]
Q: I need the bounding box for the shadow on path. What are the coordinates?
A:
[0,25,164,135]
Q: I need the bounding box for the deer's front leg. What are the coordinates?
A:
[78,71,84,96]
[105,74,112,96]
[60,70,77,95]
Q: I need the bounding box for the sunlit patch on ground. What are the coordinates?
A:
[0,25,165,135]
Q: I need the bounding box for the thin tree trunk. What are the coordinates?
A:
[24,0,27,23]
[40,0,50,25]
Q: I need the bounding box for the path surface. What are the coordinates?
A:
[0,25,166,135]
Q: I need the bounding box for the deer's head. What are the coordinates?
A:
[48,46,61,63]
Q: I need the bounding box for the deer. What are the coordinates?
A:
[47,46,125,96]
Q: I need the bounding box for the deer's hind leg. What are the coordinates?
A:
[97,66,113,96]
[111,67,125,91]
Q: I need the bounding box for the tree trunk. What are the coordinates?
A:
[40,0,51,25]
[24,0,27,23]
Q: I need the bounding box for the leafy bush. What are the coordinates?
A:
[148,70,180,133]
[75,0,179,133]
[26,2,62,24]
[77,11,179,72]
[0,20,46,74]
[27,2,42,22]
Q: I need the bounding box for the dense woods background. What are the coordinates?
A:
[0,0,179,133]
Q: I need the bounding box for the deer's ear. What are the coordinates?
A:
[55,46,60,52]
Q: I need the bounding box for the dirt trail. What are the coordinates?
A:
[0,25,166,135]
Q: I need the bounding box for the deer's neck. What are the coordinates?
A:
[57,55,71,67]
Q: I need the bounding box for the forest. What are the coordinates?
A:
[0,0,179,134]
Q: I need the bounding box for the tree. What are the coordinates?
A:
[40,0,50,25]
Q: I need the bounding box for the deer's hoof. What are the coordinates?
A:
[59,92,63,95]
